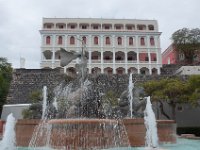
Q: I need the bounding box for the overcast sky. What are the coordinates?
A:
[0,0,200,69]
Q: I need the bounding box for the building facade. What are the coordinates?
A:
[40,18,162,75]
[162,44,200,65]
[162,44,177,64]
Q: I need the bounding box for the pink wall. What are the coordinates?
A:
[162,45,177,64]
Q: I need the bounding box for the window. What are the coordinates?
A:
[92,56,98,59]
[105,25,110,29]
[148,25,154,30]
[128,56,133,60]
[104,56,111,60]
[46,36,51,45]
[138,25,143,30]
[82,25,87,29]
[117,37,122,45]
[145,56,149,61]
[58,36,63,45]
[82,36,86,44]
[58,24,64,29]
[93,25,99,29]
[150,37,155,46]
[129,37,133,45]
[140,37,145,46]
[70,25,75,29]
[46,25,52,29]
[106,37,110,45]
[94,36,98,45]
[70,36,75,45]
[116,56,122,60]
[127,25,133,30]
[116,25,122,30]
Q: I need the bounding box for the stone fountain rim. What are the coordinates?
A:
[48,118,119,124]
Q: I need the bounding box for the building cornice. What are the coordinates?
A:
[39,30,162,36]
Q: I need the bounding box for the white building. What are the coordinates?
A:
[175,66,200,75]
[40,18,162,75]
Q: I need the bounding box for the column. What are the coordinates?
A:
[135,35,139,64]
[52,35,55,69]
[101,35,104,73]
[112,35,116,74]
[89,51,91,64]
[113,50,116,74]
[124,35,128,74]
[89,67,92,74]
[136,35,140,74]
[64,34,67,48]
[41,35,44,62]
[137,65,140,74]
[157,66,161,75]
[125,51,128,73]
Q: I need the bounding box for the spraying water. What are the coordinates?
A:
[42,86,47,119]
[52,97,58,111]
[0,113,16,150]
[128,73,134,118]
[29,86,51,148]
[144,96,159,148]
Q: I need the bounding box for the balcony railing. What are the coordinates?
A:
[127,60,137,63]
[115,60,125,63]
[103,60,113,63]
[91,60,101,63]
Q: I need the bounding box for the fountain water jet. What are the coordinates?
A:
[128,72,134,118]
[0,113,16,150]
[42,86,47,119]
[144,96,159,148]
[29,86,51,149]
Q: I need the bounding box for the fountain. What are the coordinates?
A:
[0,113,16,150]
[128,72,134,118]
[27,44,131,149]
[10,42,176,149]
[144,96,158,148]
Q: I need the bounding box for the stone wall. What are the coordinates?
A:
[7,69,65,104]
[6,68,184,105]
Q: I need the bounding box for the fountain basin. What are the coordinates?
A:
[14,119,176,148]
[46,119,129,149]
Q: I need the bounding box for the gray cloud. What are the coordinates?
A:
[0,0,200,68]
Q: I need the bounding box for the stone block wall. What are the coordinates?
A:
[6,68,187,105]
[7,69,65,104]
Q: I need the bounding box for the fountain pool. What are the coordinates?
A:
[16,138,200,150]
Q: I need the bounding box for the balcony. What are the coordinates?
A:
[91,60,101,63]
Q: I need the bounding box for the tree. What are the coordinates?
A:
[143,78,189,120]
[187,75,200,106]
[0,57,12,115]
[172,28,200,64]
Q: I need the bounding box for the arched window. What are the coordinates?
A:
[117,37,122,45]
[140,37,145,46]
[94,36,98,45]
[150,37,155,46]
[46,36,51,45]
[82,36,86,44]
[70,36,75,45]
[58,36,63,45]
[129,37,133,45]
[106,37,110,45]
[148,25,154,30]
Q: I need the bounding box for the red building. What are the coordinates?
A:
[162,44,177,64]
